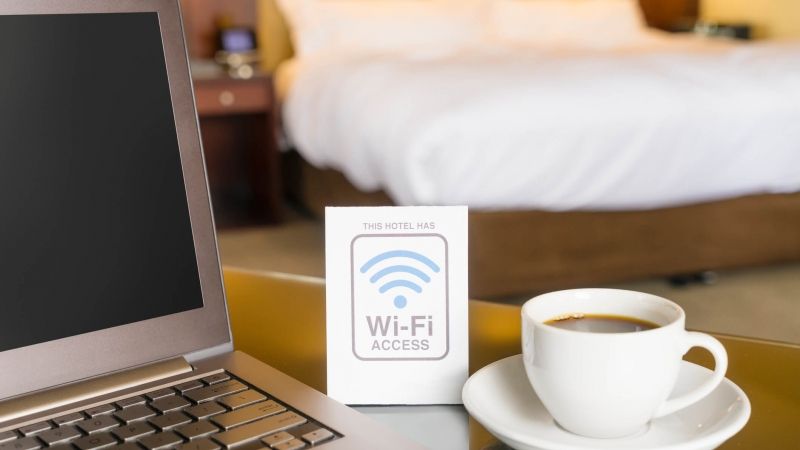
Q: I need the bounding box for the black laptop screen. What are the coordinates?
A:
[0,13,204,352]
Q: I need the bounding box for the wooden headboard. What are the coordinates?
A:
[256,0,698,71]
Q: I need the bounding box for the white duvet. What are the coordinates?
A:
[281,36,800,211]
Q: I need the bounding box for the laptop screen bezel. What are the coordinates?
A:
[0,0,231,401]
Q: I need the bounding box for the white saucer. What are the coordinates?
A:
[463,355,750,450]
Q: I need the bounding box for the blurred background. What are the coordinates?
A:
[179,0,800,345]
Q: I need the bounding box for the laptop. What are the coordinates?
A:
[0,1,422,449]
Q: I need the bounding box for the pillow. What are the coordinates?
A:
[487,0,650,50]
[276,0,484,57]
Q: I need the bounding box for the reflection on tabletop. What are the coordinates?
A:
[223,268,800,449]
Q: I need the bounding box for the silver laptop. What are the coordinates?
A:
[0,1,420,449]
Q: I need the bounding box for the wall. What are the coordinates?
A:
[257,0,293,71]
[701,0,800,39]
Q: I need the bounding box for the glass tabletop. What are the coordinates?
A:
[223,268,800,449]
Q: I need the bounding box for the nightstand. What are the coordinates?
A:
[192,65,282,226]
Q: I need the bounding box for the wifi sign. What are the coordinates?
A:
[350,232,451,361]
[360,250,441,309]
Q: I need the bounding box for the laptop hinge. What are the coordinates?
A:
[0,357,192,425]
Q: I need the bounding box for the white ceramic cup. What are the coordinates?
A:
[521,289,728,439]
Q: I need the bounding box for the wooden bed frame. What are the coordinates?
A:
[263,0,800,298]
[289,155,800,298]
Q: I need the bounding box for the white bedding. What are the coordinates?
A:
[280,36,800,211]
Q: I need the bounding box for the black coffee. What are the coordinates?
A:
[544,313,659,333]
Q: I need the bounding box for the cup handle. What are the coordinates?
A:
[653,331,728,418]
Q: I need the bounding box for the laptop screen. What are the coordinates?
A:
[0,13,204,353]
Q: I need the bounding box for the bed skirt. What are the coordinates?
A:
[290,155,800,298]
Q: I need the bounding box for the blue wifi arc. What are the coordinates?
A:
[360,250,440,309]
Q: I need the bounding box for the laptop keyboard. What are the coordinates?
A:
[0,372,339,450]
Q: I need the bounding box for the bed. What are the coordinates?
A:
[264,0,800,298]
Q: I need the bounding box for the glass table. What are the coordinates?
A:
[223,268,800,449]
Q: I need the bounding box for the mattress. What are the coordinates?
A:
[279,36,800,211]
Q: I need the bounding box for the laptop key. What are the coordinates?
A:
[150,395,191,413]
[0,432,16,444]
[77,415,120,434]
[212,412,307,447]
[301,428,334,445]
[218,390,266,410]
[201,374,230,385]
[175,420,219,441]
[73,432,117,450]
[212,401,285,430]
[146,388,176,401]
[84,404,116,417]
[185,402,226,420]
[272,439,305,450]
[177,438,221,450]
[112,421,156,442]
[139,431,184,450]
[53,412,86,426]
[18,422,51,436]
[261,431,293,447]
[116,444,145,450]
[149,411,192,431]
[185,381,247,404]
[37,425,81,445]
[0,437,41,450]
[115,404,156,424]
[48,445,76,450]
[116,396,147,409]
[174,380,204,394]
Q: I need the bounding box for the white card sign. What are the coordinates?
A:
[326,206,468,405]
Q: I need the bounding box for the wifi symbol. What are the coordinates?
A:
[360,250,441,309]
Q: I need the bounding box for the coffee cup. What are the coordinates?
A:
[521,289,727,439]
